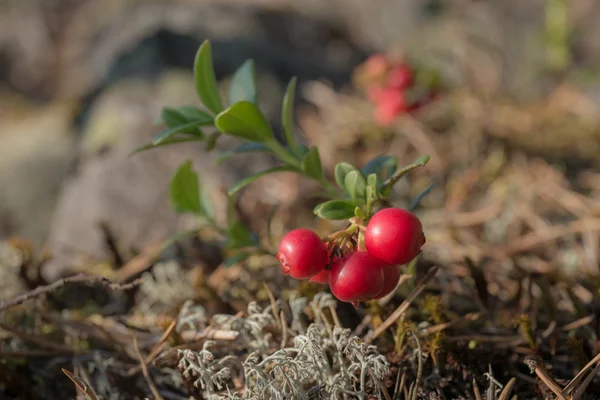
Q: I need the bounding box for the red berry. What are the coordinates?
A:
[277,229,327,279]
[373,265,402,299]
[365,208,426,265]
[329,251,386,303]
[310,246,340,285]
[366,85,385,103]
[310,269,330,284]
[386,64,413,90]
[364,54,389,79]
[374,90,407,126]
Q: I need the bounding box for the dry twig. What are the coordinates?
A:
[0,273,143,312]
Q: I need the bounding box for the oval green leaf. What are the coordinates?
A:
[216,142,270,164]
[194,40,224,114]
[344,170,367,202]
[152,122,205,145]
[314,200,357,220]
[129,137,204,156]
[334,162,357,193]
[281,77,298,155]
[215,101,274,142]
[362,155,398,180]
[229,59,257,105]
[228,166,296,196]
[301,147,323,180]
[169,161,202,215]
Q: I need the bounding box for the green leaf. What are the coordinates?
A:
[129,137,204,156]
[344,170,367,202]
[367,173,378,190]
[281,77,298,155]
[215,101,274,142]
[194,40,223,114]
[161,107,189,127]
[334,162,357,192]
[362,155,398,181]
[228,166,296,196]
[169,161,202,215]
[216,142,270,165]
[227,221,258,248]
[223,251,252,267]
[229,59,257,105]
[201,190,215,220]
[175,106,214,123]
[314,200,357,220]
[152,122,205,145]
[301,147,323,180]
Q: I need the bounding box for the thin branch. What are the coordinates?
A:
[0,273,143,312]
[133,335,165,400]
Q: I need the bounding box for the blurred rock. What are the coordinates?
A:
[0,90,77,246]
[41,70,290,281]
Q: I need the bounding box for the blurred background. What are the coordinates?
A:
[3,1,600,398]
[1,0,600,283]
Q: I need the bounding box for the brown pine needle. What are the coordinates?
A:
[133,335,165,400]
[532,364,566,400]
[573,361,600,400]
[498,378,516,400]
[563,352,600,395]
[62,368,99,400]
[472,378,483,400]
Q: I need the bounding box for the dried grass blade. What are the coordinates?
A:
[61,368,99,400]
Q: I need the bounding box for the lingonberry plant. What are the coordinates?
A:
[132,40,433,308]
[356,53,442,127]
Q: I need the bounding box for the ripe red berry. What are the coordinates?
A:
[329,251,386,304]
[386,64,413,90]
[276,229,327,279]
[374,89,407,126]
[365,208,426,265]
[373,265,402,299]
[309,246,340,284]
[364,54,389,80]
[309,269,330,284]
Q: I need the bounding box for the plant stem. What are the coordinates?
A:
[266,139,301,169]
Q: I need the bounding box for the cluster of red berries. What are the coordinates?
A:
[358,54,438,127]
[276,207,426,307]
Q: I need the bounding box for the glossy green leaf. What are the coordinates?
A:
[229,59,257,105]
[194,40,223,114]
[129,137,204,156]
[228,166,296,196]
[344,170,367,202]
[169,161,202,215]
[215,101,274,142]
[281,77,298,155]
[334,162,357,193]
[301,147,323,180]
[216,142,270,165]
[152,122,205,145]
[362,155,398,181]
[174,106,214,123]
[227,221,258,248]
[313,200,357,220]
